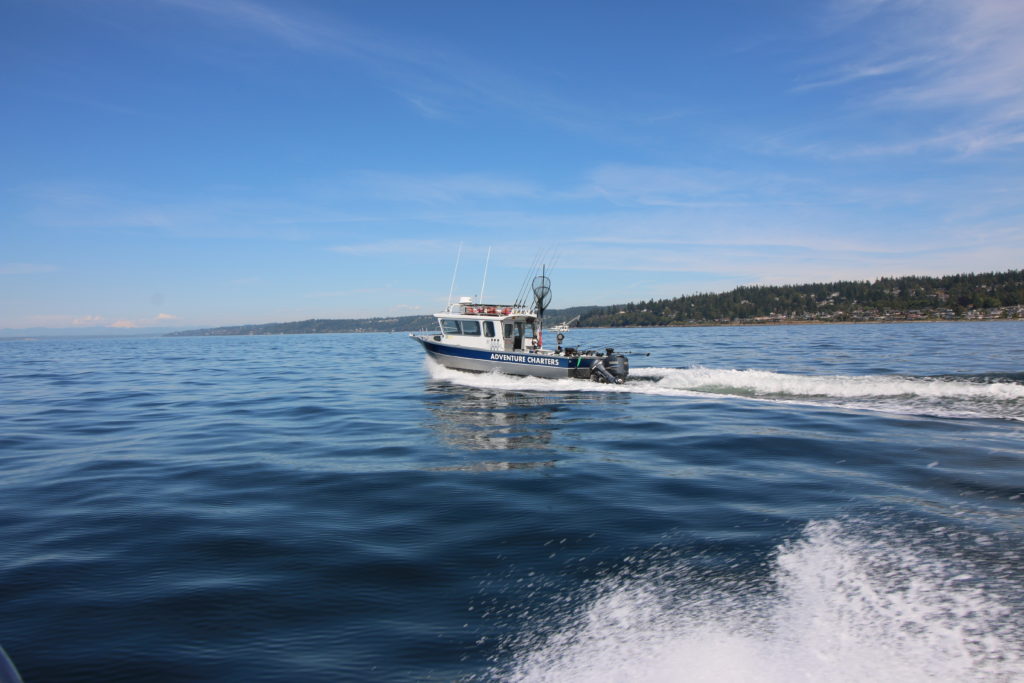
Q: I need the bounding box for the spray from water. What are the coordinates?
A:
[490,520,1024,682]
[425,360,1024,421]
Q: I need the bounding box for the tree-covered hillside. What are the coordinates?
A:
[578,270,1024,327]
[169,269,1023,335]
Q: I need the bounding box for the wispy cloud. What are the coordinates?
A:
[796,0,1024,156]
[329,239,456,256]
[160,0,354,53]
[570,165,725,207]
[873,1,1024,109]
[304,286,427,299]
[64,314,184,329]
[0,263,58,275]
[159,0,595,128]
[17,182,378,240]
[517,238,1020,290]
[355,172,539,204]
[327,160,1022,267]
[792,56,928,92]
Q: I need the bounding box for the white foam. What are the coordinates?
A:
[425,357,633,395]
[639,366,1024,401]
[498,520,1024,682]
[425,360,1024,421]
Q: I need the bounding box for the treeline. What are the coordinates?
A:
[169,269,1023,336]
[578,269,1024,327]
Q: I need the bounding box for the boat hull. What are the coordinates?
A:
[413,336,596,380]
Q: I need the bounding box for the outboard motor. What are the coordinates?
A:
[590,348,629,383]
[604,350,629,382]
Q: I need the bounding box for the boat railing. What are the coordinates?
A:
[446,303,533,316]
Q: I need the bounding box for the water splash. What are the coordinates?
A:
[426,360,1024,421]
[493,520,1024,682]
[641,366,1024,400]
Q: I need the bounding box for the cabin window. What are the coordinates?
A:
[525,323,536,339]
[483,321,496,337]
[503,324,513,338]
[441,318,484,335]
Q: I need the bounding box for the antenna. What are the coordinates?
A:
[478,246,491,304]
[446,242,462,309]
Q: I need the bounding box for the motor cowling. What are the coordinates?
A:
[604,351,629,381]
[590,349,629,383]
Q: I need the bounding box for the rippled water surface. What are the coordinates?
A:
[1,322,1023,681]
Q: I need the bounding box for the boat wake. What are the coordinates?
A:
[488,518,1024,682]
[426,360,1024,421]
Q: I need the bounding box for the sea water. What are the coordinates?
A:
[1,322,1022,681]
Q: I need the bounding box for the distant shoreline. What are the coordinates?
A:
[4,314,1019,341]
[596,317,1021,329]
[168,317,1021,337]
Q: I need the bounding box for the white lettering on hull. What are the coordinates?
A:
[489,352,560,366]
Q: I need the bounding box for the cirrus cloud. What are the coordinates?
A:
[0,263,58,275]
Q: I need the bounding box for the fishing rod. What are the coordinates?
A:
[513,252,543,309]
[514,247,561,310]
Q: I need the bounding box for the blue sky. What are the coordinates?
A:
[2,0,1023,329]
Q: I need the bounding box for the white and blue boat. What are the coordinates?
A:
[411,268,630,383]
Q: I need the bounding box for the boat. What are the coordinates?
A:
[411,267,630,383]
[552,315,580,334]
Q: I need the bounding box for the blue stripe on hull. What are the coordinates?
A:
[413,336,593,379]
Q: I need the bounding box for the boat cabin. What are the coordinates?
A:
[433,298,544,353]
